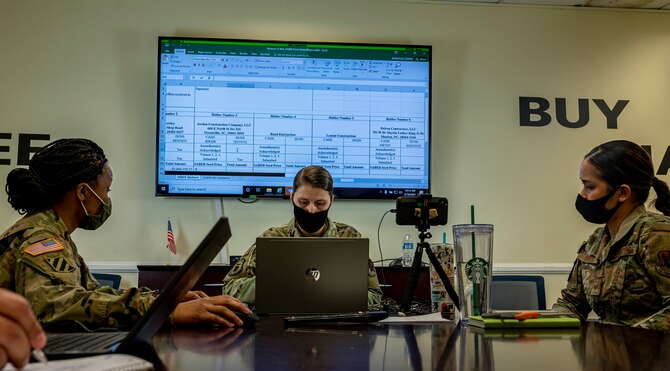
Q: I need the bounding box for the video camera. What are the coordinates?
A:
[395,194,448,226]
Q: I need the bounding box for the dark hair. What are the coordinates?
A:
[292,166,334,197]
[6,138,107,214]
[585,140,670,215]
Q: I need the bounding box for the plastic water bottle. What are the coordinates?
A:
[402,233,414,267]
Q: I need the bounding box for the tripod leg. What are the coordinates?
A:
[399,244,424,313]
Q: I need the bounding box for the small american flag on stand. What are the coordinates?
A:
[166,220,177,255]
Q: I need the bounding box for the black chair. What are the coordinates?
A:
[92,272,122,290]
[491,275,546,310]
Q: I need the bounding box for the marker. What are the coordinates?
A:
[32,349,48,366]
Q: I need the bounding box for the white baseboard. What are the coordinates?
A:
[493,263,572,274]
[87,262,140,273]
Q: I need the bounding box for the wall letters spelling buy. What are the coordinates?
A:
[519,97,629,129]
[518,96,670,175]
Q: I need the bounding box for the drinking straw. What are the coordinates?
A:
[471,205,479,316]
[471,206,480,366]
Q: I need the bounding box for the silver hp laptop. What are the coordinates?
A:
[43,217,232,359]
[255,237,369,315]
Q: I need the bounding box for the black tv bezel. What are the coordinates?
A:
[155,36,432,200]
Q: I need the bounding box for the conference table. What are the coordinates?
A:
[147,315,670,370]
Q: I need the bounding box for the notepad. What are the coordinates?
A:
[477,327,581,338]
[467,315,581,329]
[6,354,153,371]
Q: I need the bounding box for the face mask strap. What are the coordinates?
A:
[80,200,90,216]
[79,183,108,219]
[83,183,107,205]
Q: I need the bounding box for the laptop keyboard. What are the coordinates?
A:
[284,310,389,325]
[45,332,128,354]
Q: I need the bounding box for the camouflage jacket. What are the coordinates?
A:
[553,206,670,330]
[222,217,383,306]
[0,209,156,328]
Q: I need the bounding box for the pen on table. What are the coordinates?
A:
[32,349,48,366]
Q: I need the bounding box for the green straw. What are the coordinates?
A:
[471,205,479,316]
[473,205,480,367]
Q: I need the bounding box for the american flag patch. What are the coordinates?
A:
[23,238,64,256]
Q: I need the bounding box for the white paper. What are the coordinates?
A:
[379,312,456,323]
[5,354,153,371]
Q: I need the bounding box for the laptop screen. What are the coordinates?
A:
[118,217,232,350]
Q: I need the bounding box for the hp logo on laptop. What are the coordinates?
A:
[305,268,321,283]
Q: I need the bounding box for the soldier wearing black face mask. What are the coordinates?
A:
[223,165,383,306]
[553,140,670,331]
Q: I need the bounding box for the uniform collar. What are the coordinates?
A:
[0,208,69,240]
[609,204,646,246]
[289,217,335,237]
[589,204,646,261]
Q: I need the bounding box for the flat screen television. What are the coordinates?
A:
[156,37,432,199]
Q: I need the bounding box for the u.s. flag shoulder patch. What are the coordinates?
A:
[23,238,64,256]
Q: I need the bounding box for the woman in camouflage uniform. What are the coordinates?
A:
[223,165,383,306]
[553,140,670,330]
[0,138,250,328]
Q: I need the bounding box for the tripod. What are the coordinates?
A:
[399,219,460,314]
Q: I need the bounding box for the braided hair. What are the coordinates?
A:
[6,138,107,214]
[585,140,670,216]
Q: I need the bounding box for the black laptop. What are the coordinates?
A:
[255,237,369,315]
[43,217,232,358]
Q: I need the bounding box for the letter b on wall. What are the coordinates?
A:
[519,96,552,127]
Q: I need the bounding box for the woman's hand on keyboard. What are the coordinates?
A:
[172,295,251,327]
[181,290,208,302]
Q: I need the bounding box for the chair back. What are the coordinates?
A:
[92,272,122,290]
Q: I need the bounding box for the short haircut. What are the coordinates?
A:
[292,166,334,197]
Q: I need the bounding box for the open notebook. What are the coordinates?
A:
[43,217,232,359]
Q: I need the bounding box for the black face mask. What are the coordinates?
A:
[293,203,329,234]
[575,191,620,224]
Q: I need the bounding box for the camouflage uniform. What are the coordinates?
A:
[553,205,670,330]
[0,209,156,328]
[222,217,383,306]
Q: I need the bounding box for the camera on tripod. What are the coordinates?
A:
[393,194,459,313]
[395,194,448,227]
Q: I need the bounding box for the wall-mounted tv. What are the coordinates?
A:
[156,37,432,199]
